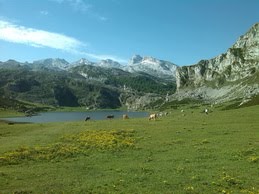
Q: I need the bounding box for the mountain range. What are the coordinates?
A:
[0,23,258,110]
[31,55,178,80]
[0,54,176,110]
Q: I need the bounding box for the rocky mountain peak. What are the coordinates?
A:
[231,23,259,61]
[0,59,24,69]
[5,59,21,65]
[129,55,164,66]
[142,56,161,65]
[233,23,259,48]
[33,58,70,70]
[174,23,259,103]
[78,58,92,65]
[129,54,143,65]
[127,55,178,80]
[98,59,123,69]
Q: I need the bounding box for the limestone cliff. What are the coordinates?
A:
[174,23,259,103]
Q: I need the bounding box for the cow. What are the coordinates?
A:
[122,114,129,120]
[106,115,114,119]
[85,116,90,121]
[181,109,186,116]
[149,113,157,121]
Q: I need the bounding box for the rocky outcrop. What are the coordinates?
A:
[120,92,162,110]
[175,23,259,103]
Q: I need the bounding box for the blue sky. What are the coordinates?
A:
[0,0,258,66]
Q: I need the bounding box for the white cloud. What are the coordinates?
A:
[40,10,49,15]
[50,0,91,13]
[0,20,126,63]
[67,0,92,13]
[0,20,84,51]
[98,16,108,22]
[50,0,107,22]
[76,51,127,63]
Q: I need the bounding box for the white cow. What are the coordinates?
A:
[149,113,157,121]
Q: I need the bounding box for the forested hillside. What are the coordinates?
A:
[0,61,176,110]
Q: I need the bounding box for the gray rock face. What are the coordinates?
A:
[175,23,259,103]
[33,58,70,70]
[72,58,124,69]
[120,92,162,110]
[127,55,178,80]
[72,56,177,80]
[98,59,124,69]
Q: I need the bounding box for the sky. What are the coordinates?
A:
[0,0,258,66]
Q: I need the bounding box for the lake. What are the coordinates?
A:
[2,110,149,123]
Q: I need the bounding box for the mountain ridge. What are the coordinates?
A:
[11,54,178,80]
[174,23,259,104]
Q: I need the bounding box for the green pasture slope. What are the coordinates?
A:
[0,105,258,193]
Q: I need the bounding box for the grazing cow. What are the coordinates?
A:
[106,115,114,119]
[149,113,157,121]
[85,116,90,121]
[122,114,129,120]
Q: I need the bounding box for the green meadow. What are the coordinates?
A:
[0,105,259,194]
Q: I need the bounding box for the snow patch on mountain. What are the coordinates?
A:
[33,58,70,70]
[97,59,124,69]
[126,55,178,79]
[31,55,179,80]
[73,58,94,66]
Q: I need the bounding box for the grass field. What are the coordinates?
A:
[0,105,258,193]
[0,109,24,118]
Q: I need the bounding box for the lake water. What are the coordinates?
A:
[2,110,149,123]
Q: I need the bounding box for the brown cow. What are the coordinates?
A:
[122,114,129,119]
